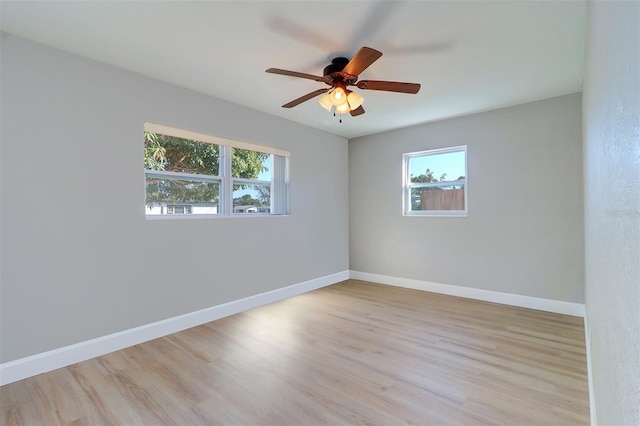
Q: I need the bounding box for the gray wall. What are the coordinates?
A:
[349,94,584,302]
[583,1,640,424]
[0,35,349,363]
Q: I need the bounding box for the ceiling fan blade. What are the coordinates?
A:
[342,47,382,76]
[356,80,421,94]
[266,68,325,82]
[350,106,365,116]
[282,88,330,108]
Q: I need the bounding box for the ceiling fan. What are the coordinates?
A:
[266,47,420,121]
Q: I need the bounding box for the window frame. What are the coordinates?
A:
[144,122,290,218]
[402,145,468,217]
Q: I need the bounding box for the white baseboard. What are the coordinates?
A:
[0,270,349,386]
[349,271,586,317]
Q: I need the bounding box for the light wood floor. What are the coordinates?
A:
[1,280,590,425]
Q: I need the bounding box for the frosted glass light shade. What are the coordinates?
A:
[335,103,351,114]
[347,91,364,109]
[329,85,348,106]
[317,93,333,111]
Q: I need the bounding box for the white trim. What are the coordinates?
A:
[0,271,349,386]
[145,170,222,182]
[584,314,598,426]
[403,210,468,217]
[404,145,468,158]
[232,177,271,186]
[145,214,290,221]
[410,178,466,189]
[349,271,586,317]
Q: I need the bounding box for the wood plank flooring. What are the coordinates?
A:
[1,280,590,425]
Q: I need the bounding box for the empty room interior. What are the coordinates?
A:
[1,1,638,425]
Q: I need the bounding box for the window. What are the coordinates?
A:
[403,146,467,216]
[144,123,289,217]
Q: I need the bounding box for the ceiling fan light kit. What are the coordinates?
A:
[334,103,351,116]
[266,47,420,122]
[318,93,333,112]
[318,85,364,115]
[328,82,348,106]
[346,91,364,109]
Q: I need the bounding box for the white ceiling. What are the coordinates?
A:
[1,0,586,139]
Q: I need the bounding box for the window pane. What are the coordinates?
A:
[233,183,270,213]
[144,132,219,176]
[409,151,465,183]
[145,177,219,215]
[409,185,465,211]
[232,148,271,180]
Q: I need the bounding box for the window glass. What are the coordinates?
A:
[232,148,271,180]
[145,177,219,215]
[408,151,465,184]
[233,184,271,214]
[145,132,219,175]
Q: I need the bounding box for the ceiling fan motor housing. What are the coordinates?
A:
[323,57,357,84]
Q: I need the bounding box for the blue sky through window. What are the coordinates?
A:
[234,155,272,200]
[257,156,271,181]
[409,151,465,182]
